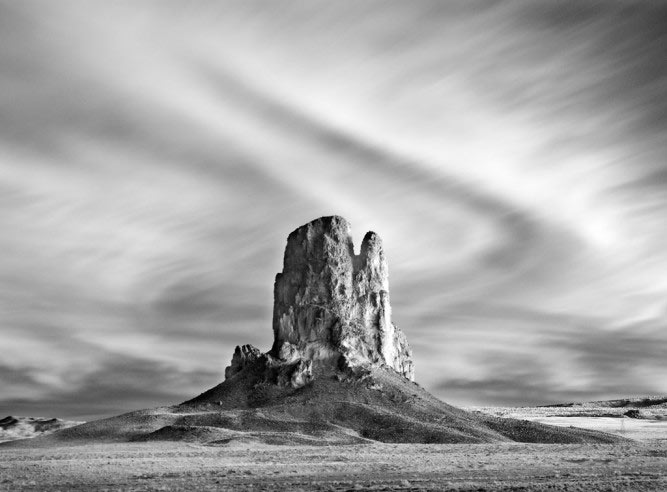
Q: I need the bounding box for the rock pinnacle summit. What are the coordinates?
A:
[224,216,414,387]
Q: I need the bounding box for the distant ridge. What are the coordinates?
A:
[0,416,84,443]
[541,396,667,409]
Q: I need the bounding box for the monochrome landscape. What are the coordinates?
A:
[2,217,667,490]
[2,1,667,491]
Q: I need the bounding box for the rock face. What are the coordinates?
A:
[271,216,414,379]
[225,216,414,388]
[224,344,262,380]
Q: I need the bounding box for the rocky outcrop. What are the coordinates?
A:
[224,216,414,388]
[271,216,414,379]
[224,344,262,380]
[45,215,626,447]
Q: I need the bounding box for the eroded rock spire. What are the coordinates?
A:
[225,216,414,386]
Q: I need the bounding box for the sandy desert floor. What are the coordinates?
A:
[1,433,666,491]
[2,410,666,491]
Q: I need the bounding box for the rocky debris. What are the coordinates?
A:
[277,341,301,363]
[223,216,414,389]
[277,359,313,388]
[224,344,262,380]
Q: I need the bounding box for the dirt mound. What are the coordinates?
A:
[207,431,367,446]
[175,362,623,445]
[134,425,239,443]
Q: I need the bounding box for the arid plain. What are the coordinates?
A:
[1,412,666,492]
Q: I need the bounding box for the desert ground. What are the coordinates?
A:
[1,411,665,491]
[0,439,665,491]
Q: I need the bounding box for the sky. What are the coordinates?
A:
[1,0,666,420]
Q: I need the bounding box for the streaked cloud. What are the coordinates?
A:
[1,0,666,418]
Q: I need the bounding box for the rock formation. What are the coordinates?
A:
[17,215,625,447]
[224,344,261,380]
[224,216,414,388]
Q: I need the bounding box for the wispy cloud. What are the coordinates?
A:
[1,0,666,418]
